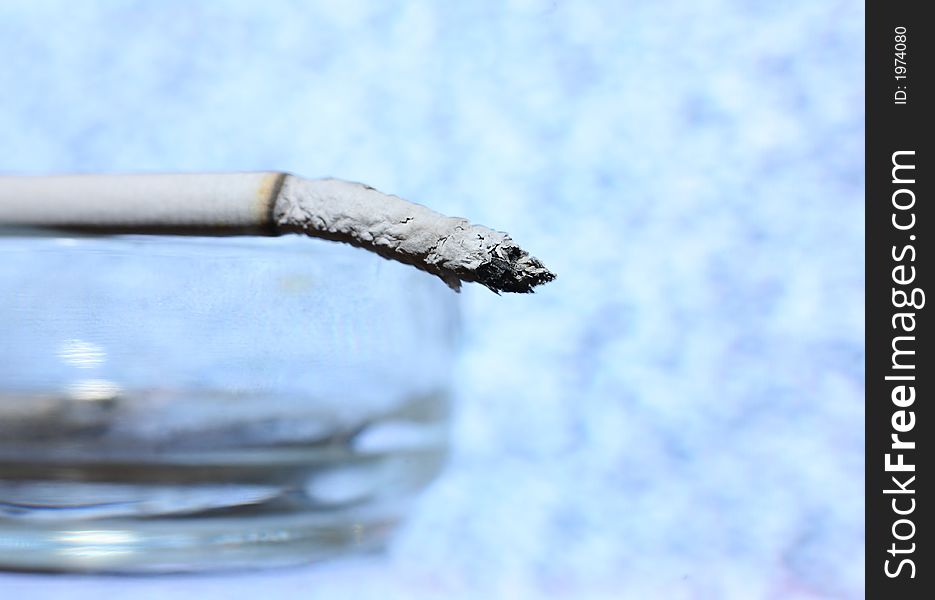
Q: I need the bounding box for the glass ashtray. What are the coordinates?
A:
[0,231,457,573]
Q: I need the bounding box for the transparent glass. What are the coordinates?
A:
[0,231,457,573]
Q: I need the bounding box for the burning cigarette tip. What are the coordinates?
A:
[473,245,556,294]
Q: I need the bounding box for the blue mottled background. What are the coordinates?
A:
[0,1,863,598]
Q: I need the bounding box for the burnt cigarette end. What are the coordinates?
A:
[473,244,556,294]
[274,177,556,294]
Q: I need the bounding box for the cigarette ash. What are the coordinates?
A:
[274,177,556,294]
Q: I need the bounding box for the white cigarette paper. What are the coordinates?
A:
[0,173,555,293]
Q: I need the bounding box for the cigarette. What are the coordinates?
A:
[0,173,555,293]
